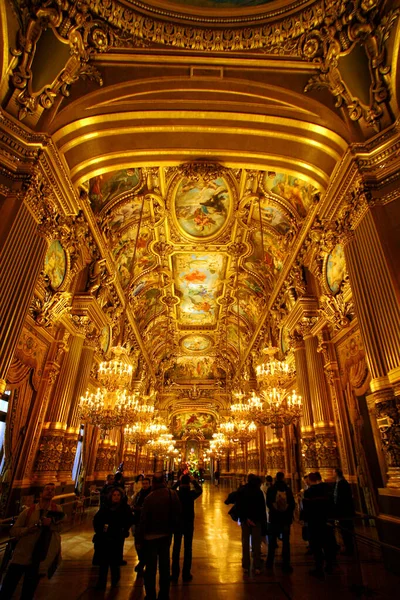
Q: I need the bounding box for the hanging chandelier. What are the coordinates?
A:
[148,433,175,456]
[124,419,167,447]
[211,431,235,451]
[80,388,139,439]
[219,419,257,445]
[255,388,302,429]
[255,345,295,388]
[80,343,139,438]
[98,346,133,391]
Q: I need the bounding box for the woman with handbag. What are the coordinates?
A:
[93,487,134,589]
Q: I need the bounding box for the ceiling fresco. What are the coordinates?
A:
[174,176,231,239]
[88,165,317,388]
[181,334,213,353]
[172,413,216,440]
[89,168,141,212]
[173,253,226,327]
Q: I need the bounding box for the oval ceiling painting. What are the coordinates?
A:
[44,240,67,290]
[326,244,346,295]
[174,176,231,239]
[181,334,212,353]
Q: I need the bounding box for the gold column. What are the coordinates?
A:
[303,329,338,480]
[0,203,47,394]
[344,207,400,487]
[58,339,97,481]
[291,332,318,471]
[36,333,85,482]
[68,343,96,430]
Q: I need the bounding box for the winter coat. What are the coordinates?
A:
[10,503,64,576]
[93,503,134,563]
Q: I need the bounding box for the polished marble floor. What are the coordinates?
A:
[30,483,398,600]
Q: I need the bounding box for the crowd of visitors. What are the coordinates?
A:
[226,468,356,579]
[0,467,357,597]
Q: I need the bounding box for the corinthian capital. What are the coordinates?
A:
[297,316,318,338]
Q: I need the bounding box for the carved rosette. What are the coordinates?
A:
[34,430,64,473]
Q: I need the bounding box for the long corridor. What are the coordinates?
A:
[34,483,397,600]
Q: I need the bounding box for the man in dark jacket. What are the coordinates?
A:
[303,472,336,578]
[334,468,355,555]
[132,477,152,575]
[171,474,202,582]
[137,474,181,600]
[266,472,295,573]
[236,474,266,574]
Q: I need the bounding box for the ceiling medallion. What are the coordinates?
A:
[172,169,232,241]
[180,334,213,354]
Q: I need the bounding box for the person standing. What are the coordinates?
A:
[99,474,115,508]
[93,487,134,589]
[171,474,202,582]
[334,468,355,555]
[131,477,152,575]
[266,472,295,573]
[214,469,220,486]
[236,474,266,575]
[0,483,64,599]
[303,472,336,578]
[137,474,181,600]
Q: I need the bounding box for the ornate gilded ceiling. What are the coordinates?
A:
[87,163,317,388]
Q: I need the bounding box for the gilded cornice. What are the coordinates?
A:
[88,0,323,53]
[126,0,312,25]
[319,117,400,222]
[0,109,79,216]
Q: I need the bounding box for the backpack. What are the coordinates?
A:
[273,490,288,512]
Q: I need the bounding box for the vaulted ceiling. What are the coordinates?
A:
[85,164,317,385]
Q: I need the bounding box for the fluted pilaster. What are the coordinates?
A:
[344,207,400,488]
[68,344,96,429]
[292,335,318,471]
[0,204,47,393]
[345,217,400,387]
[305,335,338,479]
[46,334,85,426]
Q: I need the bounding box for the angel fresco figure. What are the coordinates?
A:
[176,178,229,237]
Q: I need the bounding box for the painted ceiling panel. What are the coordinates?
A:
[174,176,230,239]
[86,165,319,385]
[173,253,227,327]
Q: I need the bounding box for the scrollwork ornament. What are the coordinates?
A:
[30,283,72,329]
[303,1,399,130]
[318,294,353,331]
[11,0,113,120]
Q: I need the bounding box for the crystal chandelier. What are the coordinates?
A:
[80,388,138,439]
[219,419,257,445]
[256,388,302,429]
[255,345,295,388]
[211,431,235,451]
[124,419,167,447]
[80,344,139,438]
[148,433,175,456]
[98,346,133,391]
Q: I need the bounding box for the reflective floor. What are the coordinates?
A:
[32,483,398,600]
